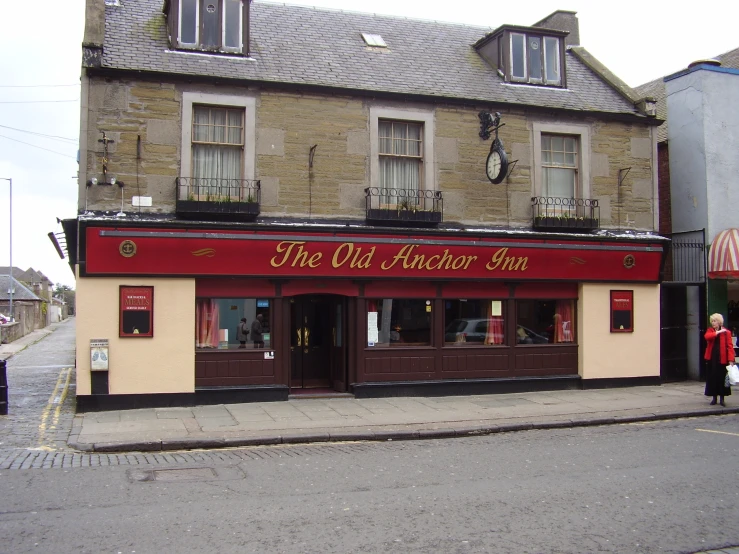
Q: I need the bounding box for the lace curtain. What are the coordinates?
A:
[379,121,421,205]
[192,107,243,198]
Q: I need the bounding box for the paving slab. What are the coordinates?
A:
[60,379,739,452]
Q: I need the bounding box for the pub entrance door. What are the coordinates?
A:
[290,295,347,390]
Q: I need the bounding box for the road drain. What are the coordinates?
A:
[128,466,244,482]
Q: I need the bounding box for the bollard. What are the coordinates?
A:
[0,359,7,415]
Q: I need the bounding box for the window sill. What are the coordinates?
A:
[502,81,570,91]
[365,344,433,350]
[515,342,575,346]
[196,346,272,352]
[443,343,508,348]
[165,49,255,61]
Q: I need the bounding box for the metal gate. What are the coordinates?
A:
[660,230,706,382]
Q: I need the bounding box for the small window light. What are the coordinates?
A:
[361,33,387,48]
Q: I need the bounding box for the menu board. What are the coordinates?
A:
[367,312,379,345]
[119,286,154,337]
[610,290,633,333]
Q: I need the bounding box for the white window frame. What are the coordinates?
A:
[532,122,590,200]
[370,106,435,192]
[510,32,527,83]
[181,92,256,181]
[510,32,562,86]
[221,0,243,53]
[543,36,561,85]
[178,0,200,47]
[178,0,243,52]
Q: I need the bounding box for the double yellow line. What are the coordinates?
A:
[36,366,73,451]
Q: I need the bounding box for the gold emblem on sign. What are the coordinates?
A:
[623,254,636,269]
[119,240,137,258]
[192,248,216,258]
[570,257,586,265]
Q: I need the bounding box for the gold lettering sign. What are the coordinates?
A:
[271,242,531,274]
[485,248,528,272]
[270,241,322,268]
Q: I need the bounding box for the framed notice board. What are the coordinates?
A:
[610,290,633,333]
[119,286,154,337]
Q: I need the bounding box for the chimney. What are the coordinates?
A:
[532,10,580,47]
[82,0,105,68]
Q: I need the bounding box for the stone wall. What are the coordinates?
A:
[81,76,656,230]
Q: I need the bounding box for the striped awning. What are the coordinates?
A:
[708,228,739,279]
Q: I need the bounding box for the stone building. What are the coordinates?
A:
[64,0,666,410]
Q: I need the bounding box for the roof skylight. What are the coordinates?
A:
[361,33,387,48]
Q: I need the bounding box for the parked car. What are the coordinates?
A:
[516,325,549,344]
[445,318,549,344]
[445,318,495,343]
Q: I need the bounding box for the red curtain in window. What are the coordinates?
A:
[196,299,220,348]
[554,300,574,343]
[485,302,504,345]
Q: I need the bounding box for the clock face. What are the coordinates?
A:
[485,143,508,184]
[487,151,501,179]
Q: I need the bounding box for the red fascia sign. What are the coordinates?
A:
[86,227,664,283]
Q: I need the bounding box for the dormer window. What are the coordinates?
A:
[167,0,249,55]
[474,26,567,88]
[510,33,561,85]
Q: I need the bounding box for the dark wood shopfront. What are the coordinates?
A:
[81,225,666,403]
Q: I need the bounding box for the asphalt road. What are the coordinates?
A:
[1,415,737,553]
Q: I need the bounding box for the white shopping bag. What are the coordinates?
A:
[727,364,739,386]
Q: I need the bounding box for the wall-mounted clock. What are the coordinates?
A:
[486,140,509,184]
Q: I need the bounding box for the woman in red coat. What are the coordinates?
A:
[703,313,734,406]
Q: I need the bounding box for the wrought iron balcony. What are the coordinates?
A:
[176,177,260,222]
[531,197,600,231]
[365,188,443,227]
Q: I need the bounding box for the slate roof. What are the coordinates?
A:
[0,267,53,286]
[0,276,41,302]
[635,46,739,143]
[0,267,25,280]
[99,0,643,117]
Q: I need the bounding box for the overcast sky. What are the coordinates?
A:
[0,0,737,289]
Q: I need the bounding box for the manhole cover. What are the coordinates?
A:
[127,466,245,483]
[154,468,217,481]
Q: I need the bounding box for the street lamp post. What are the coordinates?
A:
[0,178,11,322]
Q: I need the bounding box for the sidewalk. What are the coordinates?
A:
[68,380,739,453]
[0,319,71,361]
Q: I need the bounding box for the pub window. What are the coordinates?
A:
[444,299,505,346]
[516,299,574,345]
[196,297,271,350]
[367,299,431,347]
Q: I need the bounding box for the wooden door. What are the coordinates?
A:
[330,297,347,391]
[290,296,332,388]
